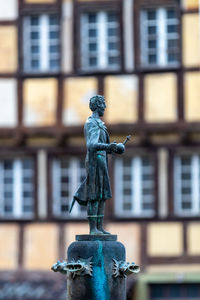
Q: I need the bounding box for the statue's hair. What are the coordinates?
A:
[89,95,105,111]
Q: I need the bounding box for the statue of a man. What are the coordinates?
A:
[70,95,125,234]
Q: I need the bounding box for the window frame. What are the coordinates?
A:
[173,152,200,217]
[0,153,37,221]
[138,2,181,70]
[50,155,87,220]
[22,13,61,74]
[114,151,157,218]
[74,0,123,73]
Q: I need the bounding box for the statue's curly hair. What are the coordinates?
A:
[89,95,105,111]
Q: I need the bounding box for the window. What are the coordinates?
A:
[150,283,200,300]
[0,158,35,219]
[114,156,155,217]
[140,7,179,67]
[52,157,87,218]
[174,154,200,216]
[23,15,60,72]
[80,11,120,71]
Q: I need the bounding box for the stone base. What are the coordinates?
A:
[67,235,126,300]
[76,234,117,241]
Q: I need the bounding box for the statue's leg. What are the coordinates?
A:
[97,200,110,235]
[87,200,102,235]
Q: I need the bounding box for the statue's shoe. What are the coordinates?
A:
[98,228,111,235]
[90,228,103,235]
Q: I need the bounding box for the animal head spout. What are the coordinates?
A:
[113,259,140,278]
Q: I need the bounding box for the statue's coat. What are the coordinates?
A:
[73,115,112,206]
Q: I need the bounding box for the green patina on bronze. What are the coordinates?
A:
[69,95,127,235]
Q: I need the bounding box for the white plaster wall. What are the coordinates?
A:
[0,79,17,127]
[62,0,73,73]
[0,0,18,20]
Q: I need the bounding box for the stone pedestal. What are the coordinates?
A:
[67,235,126,300]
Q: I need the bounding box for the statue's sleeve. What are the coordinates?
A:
[84,120,110,152]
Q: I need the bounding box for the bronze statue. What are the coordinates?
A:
[70,95,127,235]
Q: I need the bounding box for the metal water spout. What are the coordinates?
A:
[112,259,140,278]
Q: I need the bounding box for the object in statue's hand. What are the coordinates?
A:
[115,143,125,154]
[108,142,118,153]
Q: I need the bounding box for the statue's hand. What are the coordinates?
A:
[115,143,125,154]
[108,142,118,153]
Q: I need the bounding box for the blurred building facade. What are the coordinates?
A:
[0,0,200,299]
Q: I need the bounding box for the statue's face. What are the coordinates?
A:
[96,99,106,117]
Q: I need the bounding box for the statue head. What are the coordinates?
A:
[89,95,106,117]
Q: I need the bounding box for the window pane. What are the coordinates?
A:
[31,16,39,26]
[148,54,157,64]
[148,26,157,34]
[4,161,12,170]
[167,24,178,33]
[4,205,13,213]
[49,31,59,39]
[167,9,176,19]
[168,53,179,63]
[89,43,97,51]
[31,32,39,39]
[148,40,157,49]
[89,29,97,37]
[108,12,117,22]
[31,45,39,54]
[107,27,117,36]
[49,45,59,53]
[50,59,59,69]
[168,39,178,48]
[89,57,97,66]
[147,10,156,20]
[88,13,97,23]
[123,203,132,211]
[31,59,39,69]
[108,42,118,50]
[49,15,59,25]
[108,56,119,65]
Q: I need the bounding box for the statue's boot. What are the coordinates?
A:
[97,215,110,235]
[88,216,102,235]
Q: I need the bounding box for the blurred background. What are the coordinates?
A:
[0,0,200,299]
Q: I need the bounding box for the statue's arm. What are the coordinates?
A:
[84,121,117,153]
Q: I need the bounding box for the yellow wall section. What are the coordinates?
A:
[187,223,200,255]
[144,73,177,122]
[183,14,200,67]
[185,72,200,121]
[105,75,138,124]
[183,0,199,9]
[147,264,200,273]
[24,224,58,270]
[147,223,183,256]
[25,0,56,3]
[23,78,57,126]
[0,224,19,270]
[65,223,89,247]
[107,223,141,264]
[0,26,17,72]
[63,77,97,125]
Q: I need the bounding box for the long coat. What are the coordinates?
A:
[73,115,112,206]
